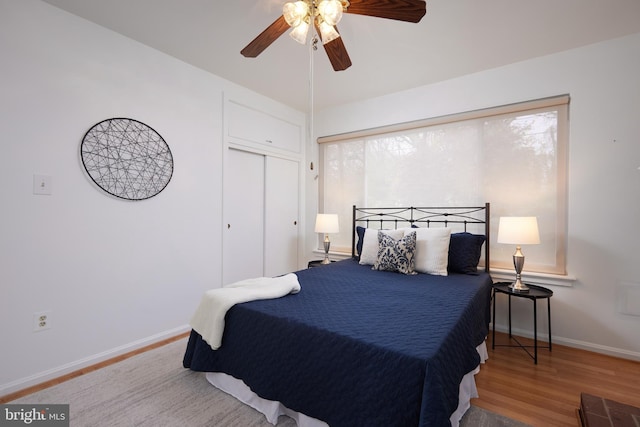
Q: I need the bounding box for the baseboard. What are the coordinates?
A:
[492,324,640,361]
[0,325,191,398]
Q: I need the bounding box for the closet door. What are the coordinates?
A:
[223,148,265,285]
[264,156,299,277]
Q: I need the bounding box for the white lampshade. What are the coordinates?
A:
[497,217,540,245]
[315,213,339,234]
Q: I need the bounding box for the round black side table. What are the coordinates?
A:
[492,282,553,364]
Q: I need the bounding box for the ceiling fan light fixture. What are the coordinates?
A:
[318,20,340,44]
[242,0,425,71]
[317,0,343,26]
[283,1,309,27]
[289,20,310,44]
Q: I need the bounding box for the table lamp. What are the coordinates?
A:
[497,216,540,292]
[315,213,339,264]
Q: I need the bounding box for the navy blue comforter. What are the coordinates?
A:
[184,259,492,427]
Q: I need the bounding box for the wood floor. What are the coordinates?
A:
[475,332,640,427]
[2,331,639,427]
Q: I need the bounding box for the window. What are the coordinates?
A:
[318,95,569,275]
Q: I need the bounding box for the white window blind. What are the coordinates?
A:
[318,95,569,275]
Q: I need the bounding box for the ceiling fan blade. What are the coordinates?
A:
[345,0,426,23]
[323,37,352,71]
[241,15,290,58]
[315,23,352,71]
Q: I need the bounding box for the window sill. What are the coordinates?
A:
[490,268,576,287]
[311,249,352,261]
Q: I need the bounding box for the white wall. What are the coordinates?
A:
[310,33,640,359]
[0,0,303,395]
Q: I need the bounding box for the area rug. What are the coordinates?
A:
[10,338,530,426]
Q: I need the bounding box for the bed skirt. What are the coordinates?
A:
[205,341,489,427]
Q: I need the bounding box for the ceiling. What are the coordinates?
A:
[41,0,640,112]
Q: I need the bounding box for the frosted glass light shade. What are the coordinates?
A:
[497,217,540,245]
[318,21,340,44]
[289,21,310,44]
[317,0,343,26]
[283,1,309,27]
[315,213,340,233]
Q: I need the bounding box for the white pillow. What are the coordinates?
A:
[405,227,452,275]
[359,228,404,266]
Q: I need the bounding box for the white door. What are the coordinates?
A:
[264,156,299,277]
[223,148,265,285]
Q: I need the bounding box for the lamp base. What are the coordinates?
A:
[322,239,331,264]
[509,278,530,292]
[509,249,529,292]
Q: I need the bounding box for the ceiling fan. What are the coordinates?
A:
[241,0,426,71]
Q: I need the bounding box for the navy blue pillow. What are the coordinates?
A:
[355,226,366,259]
[448,232,486,274]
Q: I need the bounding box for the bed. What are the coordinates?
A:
[184,204,492,427]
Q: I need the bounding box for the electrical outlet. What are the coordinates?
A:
[33,311,52,332]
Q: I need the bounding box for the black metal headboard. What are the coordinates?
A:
[352,203,491,272]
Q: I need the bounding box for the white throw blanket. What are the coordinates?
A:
[189,273,301,349]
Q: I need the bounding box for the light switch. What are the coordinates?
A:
[33,174,52,195]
